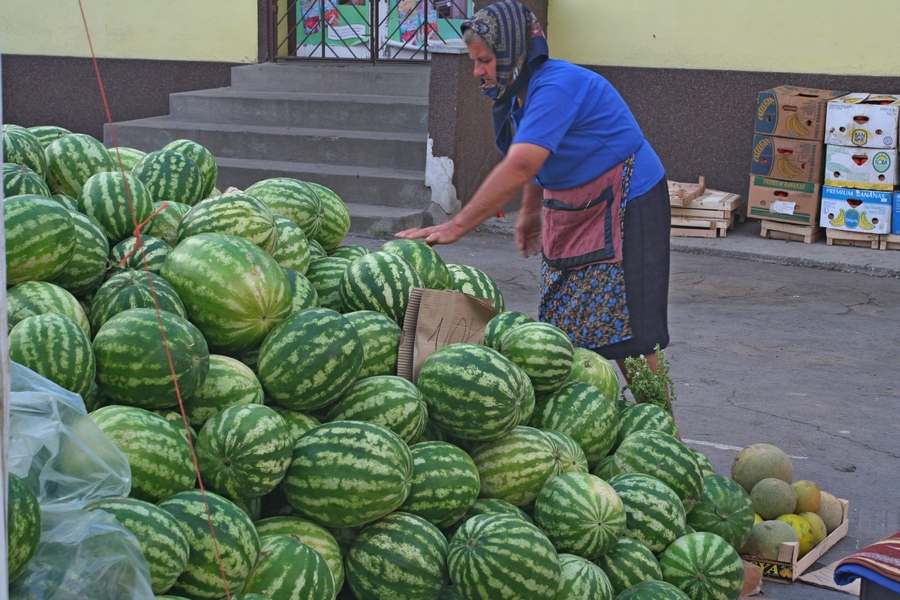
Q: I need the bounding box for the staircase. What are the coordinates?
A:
[104,61,434,235]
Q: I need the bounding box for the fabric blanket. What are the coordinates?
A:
[833,531,900,594]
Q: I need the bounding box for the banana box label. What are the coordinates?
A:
[820,185,893,234]
[824,93,900,149]
[747,175,821,226]
[824,145,898,190]
[750,135,824,183]
[754,86,849,140]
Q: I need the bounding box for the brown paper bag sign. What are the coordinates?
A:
[397,288,500,384]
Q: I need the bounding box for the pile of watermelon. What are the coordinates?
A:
[4,124,756,600]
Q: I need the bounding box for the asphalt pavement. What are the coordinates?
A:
[343,216,900,600]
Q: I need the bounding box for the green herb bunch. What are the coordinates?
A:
[621,344,676,414]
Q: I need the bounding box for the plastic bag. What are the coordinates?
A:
[8,361,131,511]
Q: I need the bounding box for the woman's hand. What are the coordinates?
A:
[515,210,542,258]
[395,220,466,246]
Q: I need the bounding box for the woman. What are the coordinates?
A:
[395,0,671,399]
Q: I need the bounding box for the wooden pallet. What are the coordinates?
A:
[669,185,743,238]
[759,220,825,244]
[880,234,900,250]
[825,228,881,249]
[668,177,706,206]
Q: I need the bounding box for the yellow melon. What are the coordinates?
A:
[792,480,821,513]
[750,477,797,520]
[816,491,844,534]
[741,520,799,560]
[731,443,794,493]
[777,513,815,557]
[754,513,763,525]
[799,511,827,547]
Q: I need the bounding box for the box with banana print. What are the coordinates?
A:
[824,93,900,149]
[755,86,849,141]
[820,186,893,234]
[750,134,825,184]
[824,145,899,190]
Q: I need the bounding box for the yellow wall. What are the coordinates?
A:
[0,0,258,63]
[548,1,900,77]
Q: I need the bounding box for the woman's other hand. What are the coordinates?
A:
[515,210,542,258]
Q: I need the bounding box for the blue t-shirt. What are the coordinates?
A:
[509,59,665,199]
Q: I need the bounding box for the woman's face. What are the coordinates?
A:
[467,41,497,91]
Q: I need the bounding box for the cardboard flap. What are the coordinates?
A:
[398,288,499,384]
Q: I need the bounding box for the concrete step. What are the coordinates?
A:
[229,62,431,97]
[169,88,428,134]
[107,117,427,171]
[342,201,433,237]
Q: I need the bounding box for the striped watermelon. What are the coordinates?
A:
[328,244,370,261]
[399,440,481,529]
[308,238,327,260]
[107,235,173,278]
[244,177,325,239]
[607,472,686,553]
[305,256,351,311]
[613,402,679,452]
[4,194,76,285]
[196,403,294,502]
[47,210,110,298]
[181,353,264,427]
[469,426,557,509]
[555,554,615,600]
[49,192,79,211]
[448,514,560,600]
[566,347,620,406]
[254,515,345,591]
[307,182,350,251]
[257,307,362,410]
[84,496,190,595]
[90,405,196,502]
[591,454,618,480]
[107,146,147,172]
[686,474,755,551]
[282,421,413,527]
[77,171,155,243]
[271,214,312,274]
[439,586,464,599]
[3,162,50,196]
[541,428,589,475]
[9,313,95,398]
[484,310,535,350]
[158,490,261,600]
[283,267,319,313]
[533,471,626,559]
[343,310,402,378]
[594,535,663,597]
[691,447,717,478]
[417,343,531,442]
[615,580,691,600]
[88,270,186,334]
[160,232,292,354]
[448,498,532,533]
[500,321,574,395]
[339,251,424,325]
[44,132,115,197]
[611,430,703,513]
[27,124,71,149]
[271,408,321,444]
[379,238,451,290]
[347,512,449,599]
[659,531,745,600]
[446,263,505,310]
[176,192,278,254]
[530,381,618,466]
[92,307,210,409]
[144,200,191,246]
[162,139,218,199]
[243,533,335,599]
[7,472,41,583]
[324,375,427,444]
[7,280,90,336]
[3,124,47,176]
[132,148,204,206]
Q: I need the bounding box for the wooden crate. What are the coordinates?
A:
[826,228,882,249]
[759,220,825,244]
[669,185,743,238]
[668,177,706,206]
[880,234,900,250]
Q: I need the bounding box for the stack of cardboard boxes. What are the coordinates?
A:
[748,86,848,243]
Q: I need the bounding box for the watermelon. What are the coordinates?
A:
[499,321,574,395]
[594,535,663,597]
[254,516,345,591]
[244,177,325,239]
[308,238,327,260]
[160,232,292,354]
[176,192,278,254]
[162,139,218,199]
[92,307,210,409]
[448,498,532,533]
[690,447,718,478]
[4,194,76,285]
[271,214,312,274]
[26,124,71,149]
[469,426,557,509]
[49,192,79,211]
[347,512,449,599]
[3,124,47,176]
[448,514,560,600]
[158,490,261,600]
[84,496,190,595]
[282,267,319,313]
[47,210,110,298]
[144,200,191,246]
[686,474,755,551]
[343,310,402,378]
[484,310,535,350]
[242,533,335,599]
[446,263,505,310]
[566,347,620,405]
[9,313,95,399]
[339,251,424,325]
[607,472,686,553]
[328,244,370,261]
[615,580,691,600]
[3,162,50,196]
[7,280,90,336]
[591,454,618,480]
[271,408,321,444]
[555,553,615,600]
[88,270,187,334]
[305,256,351,311]
[196,403,294,502]
[379,238,451,290]
[399,440,481,529]
[658,531,745,600]
[307,181,350,251]
[44,132,115,197]
[282,421,413,528]
[7,472,41,583]
[181,353,265,427]
[540,428,589,475]
[107,146,147,172]
[132,148,204,206]
[324,375,427,444]
[613,402,679,452]
[107,235,173,278]
[77,170,155,243]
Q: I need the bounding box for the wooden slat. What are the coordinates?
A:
[825,228,881,249]
[880,234,900,250]
[671,207,735,219]
[671,215,735,230]
[668,177,706,206]
[760,220,825,244]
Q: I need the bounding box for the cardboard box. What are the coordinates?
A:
[742,498,849,583]
[894,192,900,235]
[820,186,893,234]
[751,135,824,183]
[824,93,900,149]
[824,145,899,190]
[747,175,821,226]
[755,86,849,140]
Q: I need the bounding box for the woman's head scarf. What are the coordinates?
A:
[461,0,549,153]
